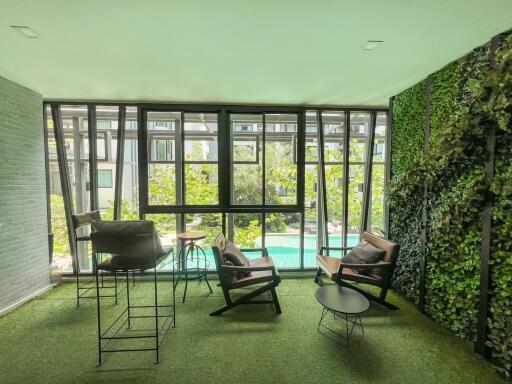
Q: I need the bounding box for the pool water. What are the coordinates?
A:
[175,234,361,270]
[265,234,360,268]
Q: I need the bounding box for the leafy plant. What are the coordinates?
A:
[486,33,512,377]
[388,80,427,303]
[389,30,512,377]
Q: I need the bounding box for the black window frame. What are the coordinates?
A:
[43,100,388,275]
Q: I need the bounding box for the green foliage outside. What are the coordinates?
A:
[50,194,70,256]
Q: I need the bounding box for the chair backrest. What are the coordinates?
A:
[72,210,101,230]
[362,231,400,268]
[90,220,164,263]
[212,233,237,285]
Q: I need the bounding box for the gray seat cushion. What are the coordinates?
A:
[222,241,251,278]
[342,240,385,275]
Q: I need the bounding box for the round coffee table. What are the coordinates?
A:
[174,231,212,303]
[315,285,370,347]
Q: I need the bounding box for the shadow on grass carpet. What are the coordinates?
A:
[0,277,504,384]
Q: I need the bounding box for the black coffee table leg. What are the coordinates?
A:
[317,307,364,347]
[317,307,328,331]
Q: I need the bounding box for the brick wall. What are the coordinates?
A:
[0,75,50,314]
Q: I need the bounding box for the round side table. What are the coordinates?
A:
[174,231,213,303]
[315,285,370,347]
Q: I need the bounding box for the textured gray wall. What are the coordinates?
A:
[0,75,50,313]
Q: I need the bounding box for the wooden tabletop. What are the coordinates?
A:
[177,231,207,241]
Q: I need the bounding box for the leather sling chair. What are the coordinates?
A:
[90,220,175,366]
[210,233,281,316]
[315,231,400,309]
[71,210,130,307]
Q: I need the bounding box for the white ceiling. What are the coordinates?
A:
[0,0,511,107]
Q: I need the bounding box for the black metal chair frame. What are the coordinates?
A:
[211,240,281,316]
[72,211,133,307]
[91,221,176,366]
[315,245,399,310]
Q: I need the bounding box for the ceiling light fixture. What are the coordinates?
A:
[362,40,383,50]
[10,25,41,38]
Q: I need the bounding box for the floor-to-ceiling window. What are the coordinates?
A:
[228,111,302,269]
[44,103,388,274]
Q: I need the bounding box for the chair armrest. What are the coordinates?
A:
[221,264,275,272]
[222,255,277,278]
[240,247,269,257]
[339,261,392,269]
[320,246,353,255]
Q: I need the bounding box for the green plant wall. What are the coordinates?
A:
[424,48,489,341]
[388,80,426,303]
[389,30,512,376]
[488,33,512,377]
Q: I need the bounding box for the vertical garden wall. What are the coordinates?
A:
[389,30,512,377]
[389,81,426,304]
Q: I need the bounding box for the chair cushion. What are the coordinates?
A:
[222,241,251,278]
[316,255,340,278]
[342,240,385,275]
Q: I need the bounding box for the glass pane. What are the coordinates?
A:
[304,111,320,267]
[121,106,139,219]
[146,214,176,270]
[184,113,218,161]
[369,112,387,235]
[185,164,218,205]
[231,114,263,205]
[305,164,319,267]
[229,213,262,249]
[147,111,180,205]
[47,105,73,273]
[321,111,347,248]
[265,114,297,205]
[60,105,89,212]
[149,164,176,205]
[147,111,177,131]
[324,164,344,248]
[349,112,371,162]
[184,113,218,205]
[234,136,258,162]
[323,111,345,163]
[150,137,174,162]
[347,164,365,237]
[265,213,300,268]
[323,111,345,134]
[375,112,387,137]
[60,104,91,271]
[96,106,119,219]
[369,164,386,235]
[98,170,113,188]
[374,111,387,162]
[373,138,386,162]
[185,213,222,269]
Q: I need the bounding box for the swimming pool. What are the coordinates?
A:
[265,234,360,268]
[176,234,361,270]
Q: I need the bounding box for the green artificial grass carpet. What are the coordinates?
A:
[0,277,504,384]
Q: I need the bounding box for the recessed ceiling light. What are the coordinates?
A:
[362,40,383,50]
[10,25,41,39]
